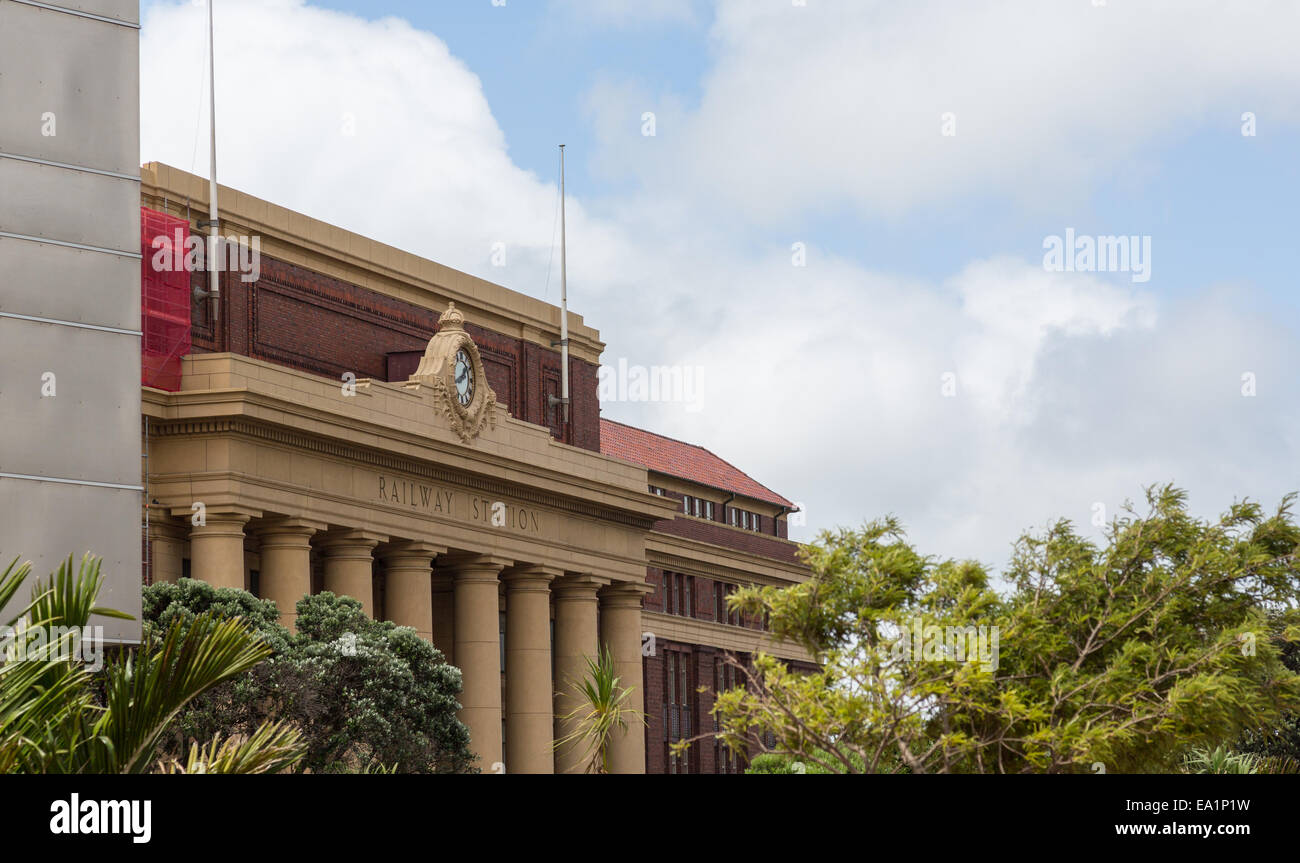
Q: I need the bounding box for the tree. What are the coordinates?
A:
[712,486,1300,773]
[143,579,476,773]
[553,645,646,774]
[1236,614,1300,762]
[0,553,303,774]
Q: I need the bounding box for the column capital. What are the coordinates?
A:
[320,528,387,556]
[189,511,253,536]
[439,551,513,569]
[255,516,325,540]
[502,564,561,591]
[553,573,610,596]
[380,539,448,561]
[600,580,654,609]
[438,552,511,583]
[148,513,190,542]
[171,502,261,522]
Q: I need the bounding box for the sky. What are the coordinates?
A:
[139,0,1300,570]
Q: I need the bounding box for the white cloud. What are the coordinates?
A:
[141,0,572,285]
[586,0,1300,224]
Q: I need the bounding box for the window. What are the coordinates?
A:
[666,572,694,618]
[681,495,714,520]
[649,485,666,496]
[499,610,507,670]
[713,657,743,773]
[713,582,743,626]
[665,650,695,773]
[728,506,764,532]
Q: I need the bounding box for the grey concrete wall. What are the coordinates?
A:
[0,0,142,641]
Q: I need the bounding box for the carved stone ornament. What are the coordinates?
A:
[409,302,498,443]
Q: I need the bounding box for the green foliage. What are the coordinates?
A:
[1236,618,1300,762]
[554,645,646,774]
[0,553,302,774]
[1182,746,1260,774]
[745,751,871,774]
[713,486,1300,773]
[143,580,475,774]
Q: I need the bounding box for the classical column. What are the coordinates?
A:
[502,566,557,774]
[601,582,652,775]
[552,574,606,774]
[431,571,456,664]
[381,541,445,641]
[446,554,509,771]
[189,510,251,591]
[255,518,322,632]
[321,529,384,618]
[148,516,188,585]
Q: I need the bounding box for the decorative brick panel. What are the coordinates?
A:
[185,252,601,452]
[654,515,801,564]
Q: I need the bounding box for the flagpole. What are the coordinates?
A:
[206,0,220,322]
[558,144,570,425]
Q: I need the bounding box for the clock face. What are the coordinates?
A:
[454,348,475,406]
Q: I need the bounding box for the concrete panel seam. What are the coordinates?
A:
[0,311,142,336]
[0,151,141,183]
[0,472,144,492]
[0,231,142,259]
[7,0,140,29]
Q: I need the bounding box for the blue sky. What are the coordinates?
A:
[287,0,712,191]
[139,0,1300,565]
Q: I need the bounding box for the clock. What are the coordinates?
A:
[410,302,498,443]
[454,348,475,406]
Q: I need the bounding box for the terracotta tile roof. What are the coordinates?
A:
[599,418,795,509]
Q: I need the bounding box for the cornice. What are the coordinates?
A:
[146,414,663,531]
[642,611,814,663]
[645,534,809,586]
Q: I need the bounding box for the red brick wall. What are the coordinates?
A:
[652,515,801,564]
[643,651,664,774]
[694,575,716,623]
[694,647,718,774]
[187,255,601,451]
[644,568,664,612]
[642,637,756,774]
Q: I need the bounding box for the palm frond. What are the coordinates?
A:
[91,611,274,773]
[157,721,305,774]
[553,646,647,774]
